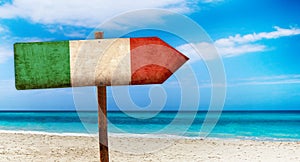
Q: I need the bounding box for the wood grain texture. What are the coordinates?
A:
[94,31,109,162]
[70,39,131,86]
[130,37,189,84]
[94,39,131,86]
[97,86,109,162]
[14,41,71,90]
[14,37,189,89]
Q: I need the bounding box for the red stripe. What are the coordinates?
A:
[130,37,189,85]
[131,64,172,85]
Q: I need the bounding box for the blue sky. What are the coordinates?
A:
[0,0,300,111]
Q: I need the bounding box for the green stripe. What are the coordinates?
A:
[14,41,71,90]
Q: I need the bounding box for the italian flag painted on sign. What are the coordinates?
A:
[14,37,188,90]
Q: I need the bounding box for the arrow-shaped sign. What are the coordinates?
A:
[14,37,188,90]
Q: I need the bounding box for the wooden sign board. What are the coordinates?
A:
[14,37,188,90]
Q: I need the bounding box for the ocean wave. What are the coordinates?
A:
[0,129,97,137]
[0,129,299,142]
[108,132,300,142]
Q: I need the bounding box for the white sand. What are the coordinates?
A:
[0,132,299,162]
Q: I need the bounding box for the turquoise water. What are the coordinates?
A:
[0,111,299,141]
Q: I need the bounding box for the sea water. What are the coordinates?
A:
[0,111,299,141]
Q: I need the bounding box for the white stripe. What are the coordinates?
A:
[69,39,131,86]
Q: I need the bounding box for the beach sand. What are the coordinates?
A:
[0,132,299,162]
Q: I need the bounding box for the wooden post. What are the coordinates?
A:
[95,31,109,162]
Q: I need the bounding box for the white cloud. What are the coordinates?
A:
[168,74,300,89]
[0,25,12,64]
[0,25,7,33]
[177,26,300,61]
[215,26,300,57]
[63,31,87,38]
[216,44,266,57]
[0,46,12,64]
[0,0,193,28]
[215,26,300,45]
[0,79,72,96]
[98,10,170,31]
[176,42,219,62]
[0,25,9,34]
[0,80,21,100]
[0,24,51,64]
[230,74,300,86]
[201,0,223,3]
[186,74,300,88]
[0,36,52,64]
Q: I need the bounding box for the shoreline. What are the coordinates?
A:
[0,131,299,161]
[0,129,299,142]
